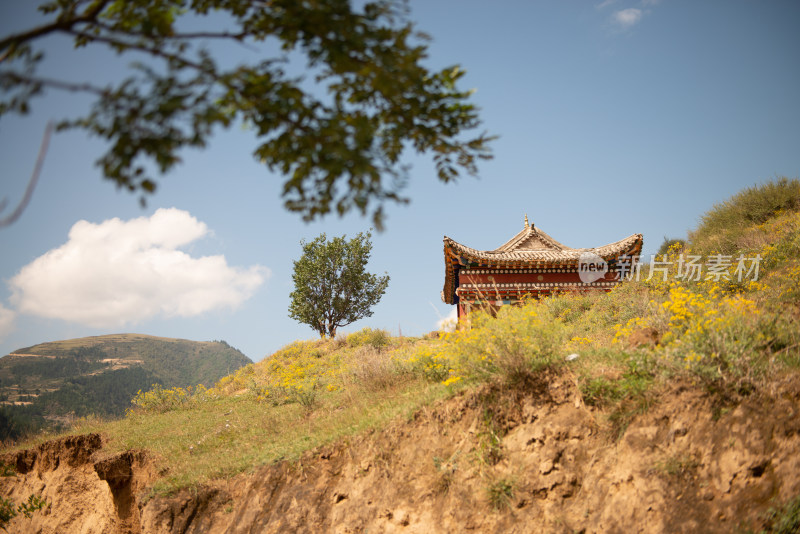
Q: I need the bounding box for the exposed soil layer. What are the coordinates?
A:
[3,371,800,533]
[1,434,156,533]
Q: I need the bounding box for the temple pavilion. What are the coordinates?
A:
[442,216,643,319]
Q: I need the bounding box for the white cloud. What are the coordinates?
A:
[596,0,619,9]
[437,307,458,332]
[613,8,643,28]
[0,303,15,341]
[9,208,269,328]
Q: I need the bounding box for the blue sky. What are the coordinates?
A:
[1,1,798,362]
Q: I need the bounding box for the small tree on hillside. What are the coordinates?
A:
[289,232,389,338]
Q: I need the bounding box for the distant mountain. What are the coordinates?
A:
[0,334,253,440]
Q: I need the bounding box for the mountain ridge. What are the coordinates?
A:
[0,333,253,440]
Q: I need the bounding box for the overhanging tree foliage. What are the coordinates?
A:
[0,0,493,228]
[289,231,388,338]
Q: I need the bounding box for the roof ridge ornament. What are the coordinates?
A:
[524,214,530,228]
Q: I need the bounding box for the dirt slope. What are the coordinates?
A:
[0,434,157,533]
[3,371,799,533]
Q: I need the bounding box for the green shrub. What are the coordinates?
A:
[0,493,49,530]
[653,452,699,477]
[486,477,514,510]
[656,237,687,256]
[401,301,566,386]
[129,384,196,414]
[758,494,800,534]
[690,177,800,255]
[543,283,653,345]
[346,327,390,349]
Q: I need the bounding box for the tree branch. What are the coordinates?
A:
[0,0,112,58]
[0,71,110,97]
[90,21,248,42]
[66,30,215,74]
[0,121,53,227]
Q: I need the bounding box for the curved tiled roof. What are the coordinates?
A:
[442,220,643,304]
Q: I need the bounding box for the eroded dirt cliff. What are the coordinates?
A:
[1,433,157,533]
[3,371,799,533]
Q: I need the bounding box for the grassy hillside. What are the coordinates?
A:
[0,334,252,440]
[7,178,800,527]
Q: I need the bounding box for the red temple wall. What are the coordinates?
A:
[458,270,618,285]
